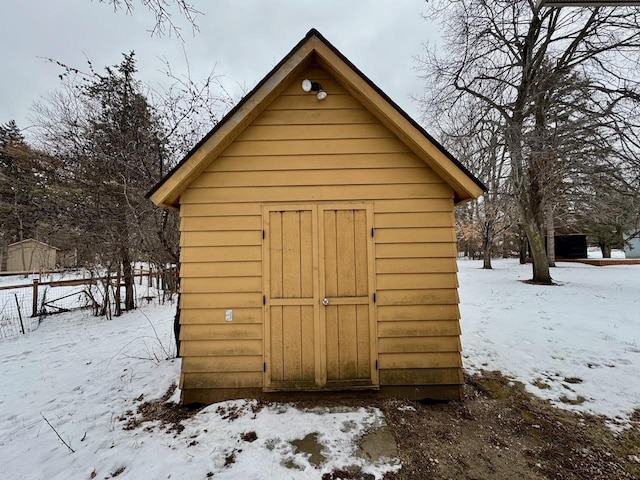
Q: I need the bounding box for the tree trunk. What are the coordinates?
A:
[173,294,181,358]
[121,246,135,311]
[519,229,527,264]
[482,224,493,269]
[545,204,556,267]
[115,264,122,317]
[505,121,552,283]
[600,243,612,258]
[523,215,552,284]
[482,246,492,269]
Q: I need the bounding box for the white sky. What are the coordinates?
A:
[0,0,438,138]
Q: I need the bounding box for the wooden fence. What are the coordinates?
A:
[0,269,177,339]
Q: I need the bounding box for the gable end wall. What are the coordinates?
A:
[177,65,462,403]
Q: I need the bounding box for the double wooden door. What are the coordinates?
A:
[263,204,377,390]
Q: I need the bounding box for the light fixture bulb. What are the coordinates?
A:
[301,79,312,92]
[316,90,328,100]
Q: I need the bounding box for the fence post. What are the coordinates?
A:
[32,280,39,317]
[15,294,25,334]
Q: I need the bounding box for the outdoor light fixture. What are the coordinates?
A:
[301,79,328,100]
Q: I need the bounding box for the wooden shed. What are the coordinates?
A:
[6,239,58,272]
[149,29,485,404]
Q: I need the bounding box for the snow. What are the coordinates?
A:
[1,258,638,478]
[0,301,399,480]
[587,246,627,259]
[459,258,640,421]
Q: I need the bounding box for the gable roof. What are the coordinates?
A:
[8,238,59,250]
[148,29,486,209]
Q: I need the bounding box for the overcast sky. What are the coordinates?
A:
[0,1,439,139]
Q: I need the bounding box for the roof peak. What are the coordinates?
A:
[147,29,485,208]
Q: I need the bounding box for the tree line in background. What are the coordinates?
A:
[419,1,640,283]
[4,0,640,302]
[0,52,232,313]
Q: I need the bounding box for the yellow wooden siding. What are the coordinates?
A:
[180,262,261,278]
[379,368,463,386]
[180,203,262,217]
[376,273,458,290]
[377,320,461,337]
[204,153,426,172]
[376,289,459,306]
[376,304,459,321]
[374,212,454,228]
[375,242,457,259]
[181,216,263,231]
[181,277,261,293]
[180,308,262,324]
[236,123,394,141]
[376,258,458,274]
[378,336,461,353]
[181,372,263,389]
[181,184,452,204]
[192,168,445,187]
[180,292,262,309]
[179,323,262,340]
[181,355,263,373]
[177,63,462,394]
[379,352,462,369]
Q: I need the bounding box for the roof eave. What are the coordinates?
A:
[147,35,321,209]
[309,37,486,204]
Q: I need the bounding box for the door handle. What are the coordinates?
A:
[322,298,330,306]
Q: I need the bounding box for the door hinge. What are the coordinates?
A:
[373,292,376,303]
[375,360,378,370]
[263,362,266,372]
[262,230,265,239]
[263,295,266,305]
[371,227,375,237]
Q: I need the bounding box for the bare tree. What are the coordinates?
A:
[31,52,231,314]
[418,1,640,283]
[433,98,517,268]
[96,0,202,38]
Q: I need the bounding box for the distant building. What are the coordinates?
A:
[624,234,640,259]
[551,234,588,259]
[6,239,58,272]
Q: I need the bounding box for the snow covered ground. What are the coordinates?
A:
[0,301,399,480]
[460,258,640,422]
[0,258,638,479]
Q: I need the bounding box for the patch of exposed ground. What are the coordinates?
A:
[119,384,204,435]
[120,374,640,479]
[381,371,640,480]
